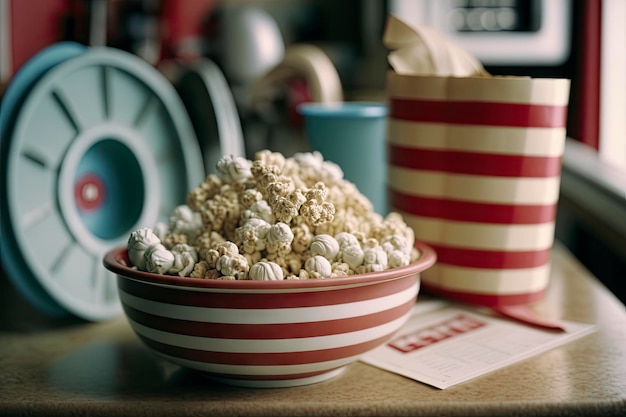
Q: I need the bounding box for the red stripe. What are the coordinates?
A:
[123,298,415,339]
[421,282,545,307]
[424,243,550,269]
[389,145,562,177]
[390,98,568,128]
[201,368,344,381]
[139,333,395,366]
[390,191,556,225]
[119,274,417,309]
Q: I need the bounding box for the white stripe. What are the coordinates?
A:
[402,215,555,251]
[388,121,566,157]
[154,351,362,376]
[388,167,561,205]
[128,311,412,353]
[422,263,551,294]
[387,72,571,105]
[120,281,417,323]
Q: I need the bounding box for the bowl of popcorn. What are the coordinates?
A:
[103,150,436,388]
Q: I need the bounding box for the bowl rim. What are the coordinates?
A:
[103,240,437,289]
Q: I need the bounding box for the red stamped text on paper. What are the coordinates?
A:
[387,314,487,353]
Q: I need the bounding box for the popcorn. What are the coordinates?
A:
[168,244,198,277]
[144,244,175,275]
[249,261,284,281]
[357,246,388,274]
[127,227,161,270]
[216,252,249,280]
[127,150,420,279]
[310,234,340,261]
[236,217,271,254]
[305,255,332,278]
[340,243,365,271]
[215,154,252,184]
[168,205,204,240]
[266,222,295,255]
[127,228,200,277]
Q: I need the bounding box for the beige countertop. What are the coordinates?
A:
[1,242,625,417]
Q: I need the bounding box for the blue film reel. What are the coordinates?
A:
[1,45,205,321]
[1,42,87,317]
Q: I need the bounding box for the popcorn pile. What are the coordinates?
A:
[127,150,419,280]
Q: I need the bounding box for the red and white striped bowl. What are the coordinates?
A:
[103,241,436,388]
[387,73,570,307]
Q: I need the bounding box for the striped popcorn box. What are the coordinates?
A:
[387,73,570,307]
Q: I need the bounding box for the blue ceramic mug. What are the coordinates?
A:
[298,102,388,215]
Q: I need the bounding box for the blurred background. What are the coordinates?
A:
[2,0,624,153]
[1,0,624,324]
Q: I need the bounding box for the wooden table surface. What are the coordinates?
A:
[1,242,625,417]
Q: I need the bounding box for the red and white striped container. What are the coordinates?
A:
[387,73,570,307]
[103,241,436,388]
